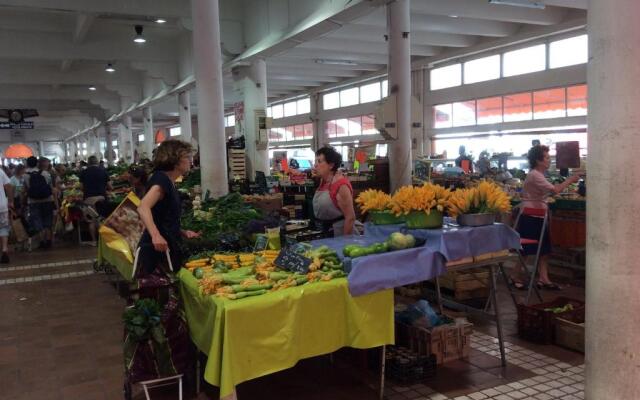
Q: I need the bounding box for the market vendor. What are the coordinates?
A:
[137,140,200,273]
[515,144,580,290]
[313,146,357,236]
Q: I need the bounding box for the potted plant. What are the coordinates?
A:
[355,189,403,225]
[390,183,451,229]
[447,180,512,226]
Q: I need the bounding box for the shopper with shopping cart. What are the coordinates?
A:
[137,140,200,275]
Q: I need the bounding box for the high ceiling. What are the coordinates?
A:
[0,0,587,143]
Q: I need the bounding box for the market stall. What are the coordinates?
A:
[179,272,393,399]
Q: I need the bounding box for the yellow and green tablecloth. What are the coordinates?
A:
[178,269,394,398]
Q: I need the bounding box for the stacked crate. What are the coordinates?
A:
[228,148,246,180]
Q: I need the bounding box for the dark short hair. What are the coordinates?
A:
[527,145,550,169]
[26,156,38,168]
[153,140,193,171]
[128,165,148,184]
[315,146,342,172]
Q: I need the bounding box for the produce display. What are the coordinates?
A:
[355,189,392,214]
[342,232,418,258]
[447,180,512,217]
[180,193,264,253]
[185,246,346,300]
[390,183,451,216]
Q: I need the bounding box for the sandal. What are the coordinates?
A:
[537,281,562,291]
[509,278,528,290]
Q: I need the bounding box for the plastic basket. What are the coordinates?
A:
[370,210,405,225]
[517,296,585,344]
[405,210,443,229]
[385,346,437,384]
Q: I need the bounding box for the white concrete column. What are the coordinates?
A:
[105,124,114,166]
[38,141,45,157]
[87,131,95,158]
[192,0,228,197]
[178,91,193,144]
[143,107,154,160]
[124,115,135,163]
[310,93,320,152]
[586,1,640,399]
[71,140,78,162]
[235,59,269,178]
[387,0,412,192]
[422,69,434,157]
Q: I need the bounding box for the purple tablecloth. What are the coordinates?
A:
[311,223,520,297]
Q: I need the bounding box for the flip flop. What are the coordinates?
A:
[537,281,562,291]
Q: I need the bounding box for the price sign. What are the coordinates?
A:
[253,234,268,252]
[274,246,312,274]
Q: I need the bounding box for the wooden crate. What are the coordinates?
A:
[473,249,510,262]
[439,267,490,300]
[396,321,473,364]
[445,257,473,267]
[555,316,585,353]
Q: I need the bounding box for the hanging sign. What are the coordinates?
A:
[0,122,33,129]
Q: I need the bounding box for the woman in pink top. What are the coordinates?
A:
[516,145,580,290]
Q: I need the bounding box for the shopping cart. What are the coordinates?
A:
[123,245,193,400]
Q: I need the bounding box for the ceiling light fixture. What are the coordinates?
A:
[488,0,545,9]
[315,59,358,66]
[105,63,116,73]
[133,25,146,43]
[449,14,459,18]
[88,86,97,91]
[155,18,167,24]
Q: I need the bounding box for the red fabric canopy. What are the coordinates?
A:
[4,143,33,158]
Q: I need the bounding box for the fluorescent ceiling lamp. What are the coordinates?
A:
[488,0,545,9]
[105,63,116,73]
[133,25,146,43]
[88,86,97,91]
[315,59,358,66]
[155,18,167,24]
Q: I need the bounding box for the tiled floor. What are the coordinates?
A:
[1,244,586,400]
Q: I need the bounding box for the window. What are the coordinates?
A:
[476,97,503,125]
[284,101,297,117]
[297,98,310,114]
[376,143,388,157]
[503,44,546,77]
[336,118,349,137]
[271,104,284,119]
[433,104,453,128]
[266,107,272,118]
[111,140,118,147]
[533,88,566,119]
[293,124,305,139]
[169,126,181,137]
[430,64,461,90]
[303,123,313,139]
[348,117,362,136]
[362,115,377,135]
[323,92,340,110]
[464,55,500,84]
[138,134,145,142]
[382,80,388,97]
[82,150,87,156]
[224,115,236,127]
[284,126,294,141]
[567,84,588,116]
[503,92,532,122]
[340,87,359,107]
[360,82,381,103]
[325,120,337,138]
[452,101,476,127]
[82,142,87,149]
[550,35,588,69]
